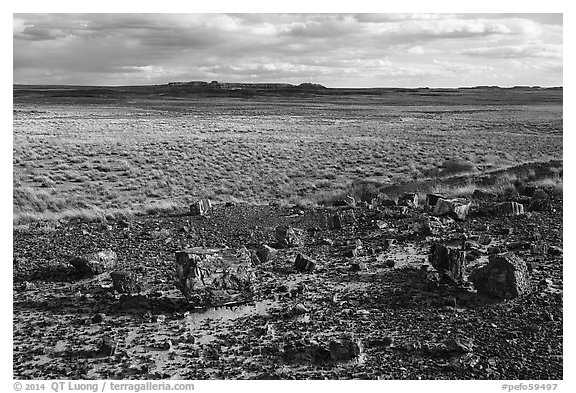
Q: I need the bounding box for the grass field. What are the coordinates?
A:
[13,91,562,222]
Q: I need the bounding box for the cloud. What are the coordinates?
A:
[433,59,495,74]
[13,13,563,87]
[461,43,562,59]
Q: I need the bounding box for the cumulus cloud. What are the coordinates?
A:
[13,13,563,87]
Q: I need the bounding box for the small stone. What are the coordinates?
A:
[478,234,492,245]
[110,271,144,294]
[329,336,363,361]
[385,259,395,268]
[532,189,549,200]
[398,192,419,207]
[91,313,105,324]
[318,238,334,247]
[472,189,498,200]
[190,199,212,216]
[488,246,504,255]
[495,202,524,216]
[548,246,563,256]
[275,226,303,248]
[350,262,367,272]
[368,336,393,347]
[256,244,278,264]
[346,248,359,258]
[96,337,117,357]
[375,220,388,229]
[294,253,315,272]
[427,193,445,207]
[291,303,309,315]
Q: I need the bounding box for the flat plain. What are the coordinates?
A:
[13,87,562,221]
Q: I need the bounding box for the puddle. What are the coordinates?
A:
[187,299,280,345]
[187,299,279,324]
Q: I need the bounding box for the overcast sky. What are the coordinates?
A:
[13,13,563,87]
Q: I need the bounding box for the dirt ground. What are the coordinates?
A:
[13,188,562,380]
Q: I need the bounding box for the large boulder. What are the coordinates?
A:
[174,247,255,306]
[469,253,532,299]
[69,249,117,275]
[433,198,472,221]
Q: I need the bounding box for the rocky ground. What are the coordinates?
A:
[13,189,563,380]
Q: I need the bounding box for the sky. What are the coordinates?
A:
[13,13,563,88]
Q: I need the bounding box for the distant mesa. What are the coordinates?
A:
[166,80,327,91]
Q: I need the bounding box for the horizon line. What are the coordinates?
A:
[13,82,563,89]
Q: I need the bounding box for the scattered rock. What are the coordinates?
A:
[427,193,445,207]
[174,247,255,305]
[190,199,212,216]
[529,198,551,212]
[350,262,367,271]
[375,220,388,229]
[530,242,548,255]
[318,238,334,247]
[465,248,482,262]
[294,253,316,272]
[110,271,144,294]
[398,192,419,207]
[367,336,393,348]
[96,336,117,357]
[548,246,563,256]
[91,313,105,324]
[275,225,303,248]
[496,202,524,216]
[255,244,278,264]
[469,253,532,299]
[413,216,442,236]
[488,246,504,255]
[291,303,309,316]
[326,212,343,230]
[478,234,492,245]
[69,249,117,275]
[434,198,472,221]
[429,243,467,283]
[472,189,498,200]
[532,189,549,200]
[329,335,363,361]
[372,194,397,207]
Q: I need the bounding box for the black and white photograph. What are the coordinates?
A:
[10,3,567,386]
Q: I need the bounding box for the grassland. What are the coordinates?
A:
[13,89,562,222]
